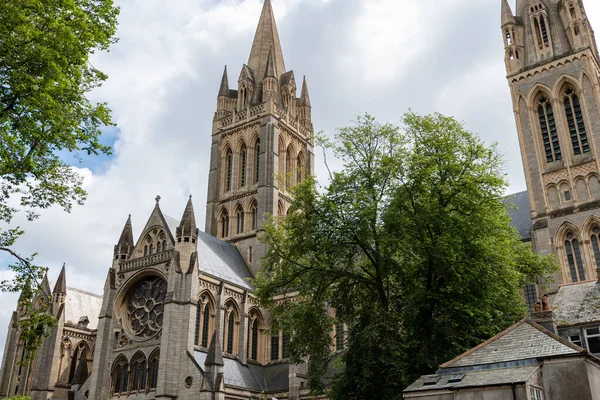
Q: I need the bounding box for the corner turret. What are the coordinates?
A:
[113,215,134,265]
[501,0,525,74]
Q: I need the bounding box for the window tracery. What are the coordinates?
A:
[195,294,213,348]
[251,202,258,231]
[565,232,586,282]
[220,210,229,238]
[563,85,589,156]
[112,356,129,395]
[126,277,167,339]
[148,351,159,390]
[236,206,245,234]
[130,353,147,393]
[223,301,238,354]
[537,95,561,163]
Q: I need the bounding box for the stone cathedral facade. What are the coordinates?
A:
[501,0,600,306]
[0,1,319,400]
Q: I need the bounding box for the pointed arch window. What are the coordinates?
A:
[226,148,233,192]
[240,144,247,188]
[195,302,202,346]
[196,294,213,348]
[148,352,159,390]
[297,153,304,184]
[156,241,162,253]
[286,146,293,190]
[251,202,258,230]
[220,210,229,238]
[201,303,211,347]
[251,319,259,361]
[144,245,149,256]
[563,86,589,156]
[270,334,279,361]
[565,232,585,282]
[255,140,260,184]
[112,357,129,394]
[227,312,235,353]
[539,15,549,45]
[68,346,80,384]
[537,95,561,163]
[131,353,147,392]
[591,227,600,268]
[236,207,245,234]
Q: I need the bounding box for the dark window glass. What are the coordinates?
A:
[592,228,600,268]
[255,141,260,183]
[565,233,586,282]
[586,328,600,353]
[202,304,210,348]
[251,204,258,230]
[121,364,129,393]
[241,145,247,187]
[564,88,589,156]
[270,335,279,361]
[68,347,79,384]
[140,361,147,391]
[540,16,549,44]
[149,357,159,389]
[524,284,538,312]
[282,332,289,358]
[538,97,561,163]
[237,209,244,234]
[251,319,259,361]
[569,334,582,347]
[227,312,235,354]
[221,212,229,238]
[114,366,122,394]
[195,302,202,346]
[226,149,233,191]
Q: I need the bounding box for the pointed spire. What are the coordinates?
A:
[54,264,67,295]
[205,331,224,366]
[40,271,52,297]
[176,195,198,239]
[501,0,515,25]
[218,66,230,97]
[115,215,134,257]
[248,0,286,83]
[299,76,311,107]
[265,47,276,78]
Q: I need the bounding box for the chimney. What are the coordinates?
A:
[532,294,558,334]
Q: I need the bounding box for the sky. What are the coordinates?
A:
[1,0,599,361]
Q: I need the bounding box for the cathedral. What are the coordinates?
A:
[2,0,600,399]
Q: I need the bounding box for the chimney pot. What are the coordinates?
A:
[534,302,542,313]
[541,294,550,311]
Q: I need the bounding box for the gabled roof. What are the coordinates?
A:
[441,319,582,368]
[134,201,176,253]
[554,281,600,327]
[64,287,103,330]
[503,190,531,241]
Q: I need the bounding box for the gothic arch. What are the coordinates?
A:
[555,221,588,283]
[545,184,560,210]
[147,348,160,390]
[249,199,258,231]
[195,291,215,348]
[574,176,590,202]
[248,307,264,361]
[234,202,245,234]
[552,74,581,98]
[129,351,148,393]
[111,354,130,395]
[223,299,240,355]
[218,207,230,238]
[526,83,553,105]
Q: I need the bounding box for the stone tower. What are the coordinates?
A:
[205,0,315,276]
[502,0,600,294]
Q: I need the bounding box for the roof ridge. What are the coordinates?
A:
[440,319,528,368]
[525,318,586,353]
[66,286,103,299]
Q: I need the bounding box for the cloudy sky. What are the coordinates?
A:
[1,0,599,359]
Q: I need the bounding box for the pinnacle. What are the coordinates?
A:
[265,47,276,78]
[54,264,67,295]
[218,65,230,97]
[248,0,286,83]
[177,196,197,239]
[502,0,515,25]
[299,76,311,107]
[116,214,134,256]
[40,271,52,297]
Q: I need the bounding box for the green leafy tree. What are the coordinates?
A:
[254,113,557,399]
[0,0,119,363]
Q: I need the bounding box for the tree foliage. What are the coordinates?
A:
[254,112,557,399]
[0,0,119,363]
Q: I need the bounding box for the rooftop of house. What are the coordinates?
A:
[553,280,600,327]
[504,190,531,241]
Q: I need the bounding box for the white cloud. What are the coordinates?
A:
[1,0,600,363]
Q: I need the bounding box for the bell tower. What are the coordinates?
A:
[502,0,600,293]
[205,0,315,275]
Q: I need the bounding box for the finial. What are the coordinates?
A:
[155,195,161,205]
[189,194,192,199]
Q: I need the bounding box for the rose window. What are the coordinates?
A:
[126,277,167,339]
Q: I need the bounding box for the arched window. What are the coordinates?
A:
[112,356,129,395]
[251,202,258,231]
[270,334,279,361]
[68,346,79,384]
[537,95,561,163]
[236,207,245,234]
[591,226,600,268]
[240,144,247,188]
[148,351,159,390]
[297,153,304,184]
[157,241,162,253]
[201,303,211,347]
[539,15,549,45]
[565,232,585,282]
[255,139,260,184]
[226,148,233,192]
[162,240,167,251]
[251,319,259,361]
[282,332,289,358]
[220,210,229,238]
[286,145,293,190]
[563,86,589,156]
[149,243,154,255]
[195,302,202,346]
[130,353,147,392]
[144,245,149,256]
[227,312,235,353]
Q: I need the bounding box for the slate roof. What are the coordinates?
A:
[442,319,581,368]
[404,365,540,393]
[194,351,289,393]
[162,216,254,290]
[553,281,600,327]
[503,190,531,241]
[64,287,103,330]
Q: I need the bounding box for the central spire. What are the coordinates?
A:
[247,0,286,83]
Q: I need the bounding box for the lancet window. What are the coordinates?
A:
[220,210,229,238]
[565,232,585,282]
[240,144,247,188]
[195,294,213,348]
[148,351,159,390]
[112,356,129,395]
[537,95,561,163]
[255,139,260,184]
[563,86,589,156]
[226,148,233,192]
[591,226,600,269]
[130,353,147,393]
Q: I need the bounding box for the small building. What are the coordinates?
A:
[403,319,600,400]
